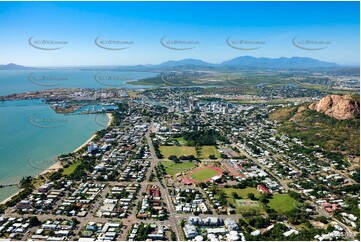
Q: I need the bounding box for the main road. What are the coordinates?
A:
[145,122,183,241]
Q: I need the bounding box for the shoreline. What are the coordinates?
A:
[0,113,114,205]
[106,112,114,128]
[39,161,63,176]
[0,188,23,205]
[72,133,98,153]
[71,112,113,153]
[44,112,114,172]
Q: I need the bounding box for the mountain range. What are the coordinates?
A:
[0,63,35,70]
[0,56,341,71]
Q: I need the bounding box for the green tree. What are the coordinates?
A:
[247,193,256,200]
[28,216,41,226]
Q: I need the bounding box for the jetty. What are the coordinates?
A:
[0,183,18,188]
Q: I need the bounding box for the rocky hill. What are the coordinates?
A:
[269,94,360,157]
[309,95,359,120]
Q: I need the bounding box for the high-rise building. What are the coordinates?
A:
[88,142,96,153]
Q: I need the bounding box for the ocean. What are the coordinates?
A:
[0,70,158,96]
[0,70,157,202]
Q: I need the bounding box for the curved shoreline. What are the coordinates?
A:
[0,113,114,205]
[44,112,113,173]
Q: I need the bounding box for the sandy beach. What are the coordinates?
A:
[107,112,114,126]
[0,189,23,205]
[72,133,97,153]
[72,112,113,153]
[39,161,63,175]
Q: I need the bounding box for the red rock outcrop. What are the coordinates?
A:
[309,95,359,120]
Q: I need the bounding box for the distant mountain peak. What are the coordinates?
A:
[0,56,342,71]
[6,63,22,67]
[221,56,338,69]
[0,63,35,70]
[158,58,213,67]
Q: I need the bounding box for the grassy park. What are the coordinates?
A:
[201,146,221,158]
[62,162,81,176]
[189,167,220,181]
[159,145,220,159]
[268,194,297,213]
[159,146,197,157]
[160,161,196,176]
[222,187,261,199]
[220,187,262,212]
[173,137,186,145]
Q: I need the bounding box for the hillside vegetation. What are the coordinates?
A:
[269,98,360,157]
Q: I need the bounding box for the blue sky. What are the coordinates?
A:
[0,1,359,66]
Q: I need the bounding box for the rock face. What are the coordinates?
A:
[309,95,359,120]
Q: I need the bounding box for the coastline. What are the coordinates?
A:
[39,162,63,176]
[106,112,114,127]
[0,188,23,205]
[43,112,114,172]
[0,113,114,205]
[72,112,113,153]
[72,133,97,153]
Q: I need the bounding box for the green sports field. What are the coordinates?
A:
[268,194,297,213]
[190,167,220,181]
[159,145,220,158]
[160,146,197,157]
[222,187,261,199]
[160,161,196,175]
[201,146,221,158]
[221,187,262,212]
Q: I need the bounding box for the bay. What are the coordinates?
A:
[0,70,157,202]
[0,99,109,202]
[0,70,158,96]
